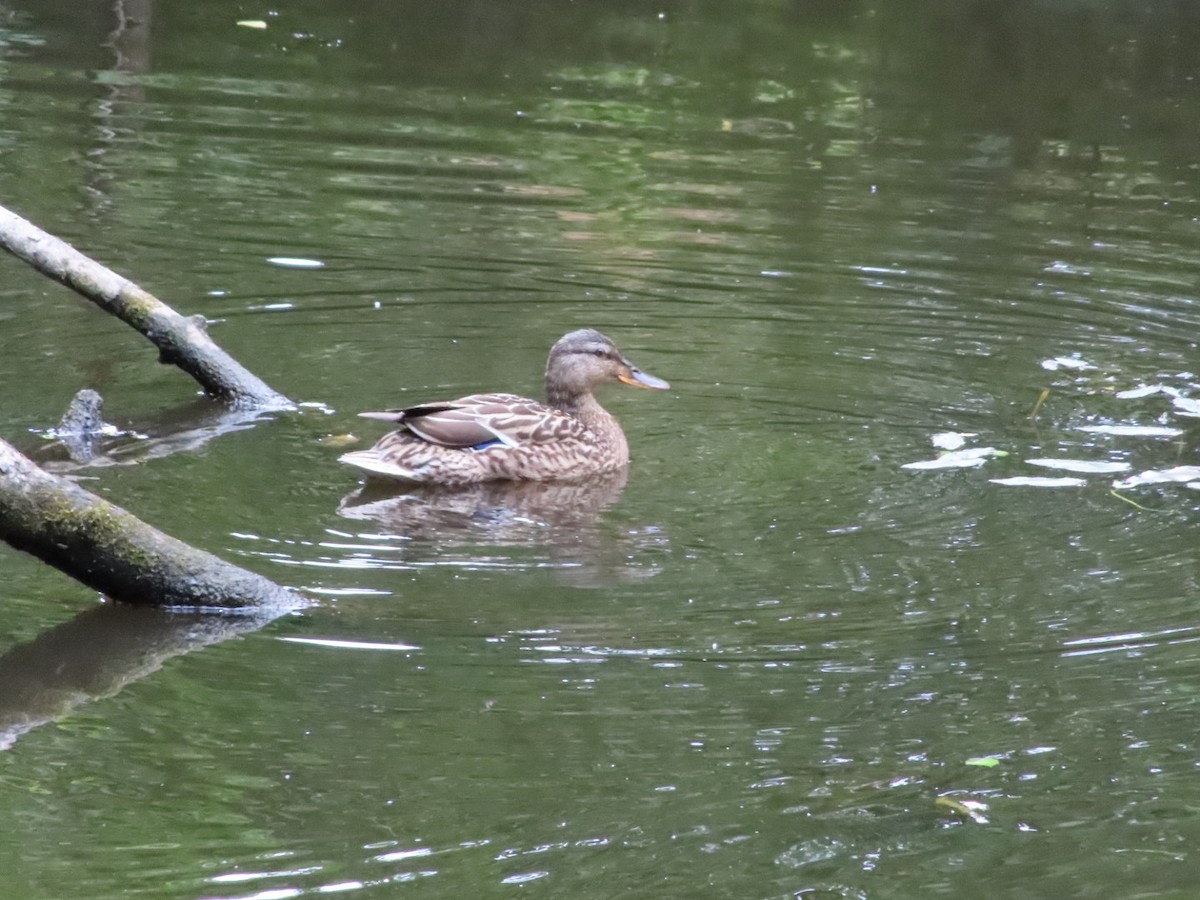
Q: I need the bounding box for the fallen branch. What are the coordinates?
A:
[0,203,291,409]
[0,437,303,609]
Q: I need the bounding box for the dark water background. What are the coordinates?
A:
[4,2,1200,896]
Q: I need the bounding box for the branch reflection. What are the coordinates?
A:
[0,603,286,750]
[30,399,281,471]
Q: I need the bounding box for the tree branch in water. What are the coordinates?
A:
[0,437,304,610]
[0,203,292,409]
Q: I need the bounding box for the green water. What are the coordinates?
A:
[4,2,1200,896]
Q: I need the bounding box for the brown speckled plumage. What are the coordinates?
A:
[339,329,669,485]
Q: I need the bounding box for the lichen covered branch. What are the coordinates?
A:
[0,438,303,609]
[0,203,291,409]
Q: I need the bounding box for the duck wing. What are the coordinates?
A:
[359,393,586,450]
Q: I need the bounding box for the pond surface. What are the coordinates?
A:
[4,2,1200,897]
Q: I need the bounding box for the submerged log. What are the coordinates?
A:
[0,203,291,409]
[55,387,107,463]
[0,437,303,609]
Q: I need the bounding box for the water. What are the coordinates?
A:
[3,1,1200,896]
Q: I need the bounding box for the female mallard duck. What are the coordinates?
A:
[340,329,669,484]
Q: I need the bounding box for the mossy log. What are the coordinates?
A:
[0,203,291,409]
[0,438,303,609]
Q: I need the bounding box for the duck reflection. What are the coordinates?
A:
[337,468,663,585]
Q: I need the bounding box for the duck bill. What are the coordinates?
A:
[618,364,671,391]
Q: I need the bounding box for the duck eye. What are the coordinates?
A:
[592,348,607,358]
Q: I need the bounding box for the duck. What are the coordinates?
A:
[339,328,670,485]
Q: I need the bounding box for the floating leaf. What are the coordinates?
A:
[965,756,1000,768]
[236,19,268,29]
